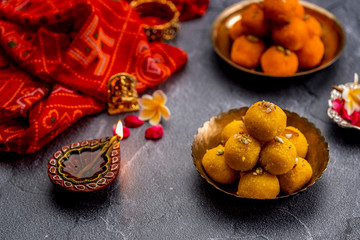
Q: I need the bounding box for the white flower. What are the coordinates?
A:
[342,73,360,115]
[138,90,170,126]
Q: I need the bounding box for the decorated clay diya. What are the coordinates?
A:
[328,73,360,130]
[47,121,123,192]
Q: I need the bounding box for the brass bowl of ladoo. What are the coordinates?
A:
[191,107,329,199]
[211,0,346,77]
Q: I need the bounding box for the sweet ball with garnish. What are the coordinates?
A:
[202,144,239,185]
[224,133,261,171]
[259,135,297,175]
[244,101,287,142]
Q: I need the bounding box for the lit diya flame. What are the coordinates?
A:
[342,73,360,115]
[115,120,123,140]
[107,120,123,146]
[92,121,122,166]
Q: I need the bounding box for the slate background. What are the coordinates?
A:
[1,0,360,239]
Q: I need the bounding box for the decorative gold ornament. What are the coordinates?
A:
[130,0,180,41]
[107,73,139,115]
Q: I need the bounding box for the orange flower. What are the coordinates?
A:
[343,73,360,115]
[138,90,170,126]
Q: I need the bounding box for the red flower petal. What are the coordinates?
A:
[332,99,360,126]
[332,99,344,112]
[342,107,360,125]
[122,126,130,139]
[124,115,144,128]
[145,125,163,140]
[113,125,130,139]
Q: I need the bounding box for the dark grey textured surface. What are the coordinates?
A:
[1,0,360,239]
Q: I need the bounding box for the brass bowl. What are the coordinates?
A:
[191,108,329,199]
[211,0,346,77]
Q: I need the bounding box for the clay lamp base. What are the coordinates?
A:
[47,121,123,192]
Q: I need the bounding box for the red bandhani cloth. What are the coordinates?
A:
[172,0,209,21]
[0,0,193,154]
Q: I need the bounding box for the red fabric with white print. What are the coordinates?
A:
[0,0,189,154]
[172,0,209,21]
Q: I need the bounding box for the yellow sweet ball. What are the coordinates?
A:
[272,17,309,51]
[294,1,305,19]
[224,133,261,171]
[237,167,280,199]
[296,35,325,69]
[260,136,297,175]
[230,35,266,69]
[220,120,246,144]
[263,0,298,23]
[304,14,322,37]
[202,144,239,184]
[229,19,244,40]
[244,101,287,142]
[282,126,308,158]
[278,157,313,194]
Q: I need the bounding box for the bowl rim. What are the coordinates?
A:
[210,0,346,78]
[191,107,330,200]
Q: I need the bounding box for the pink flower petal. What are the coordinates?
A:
[332,98,360,126]
[122,126,130,139]
[113,124,116,135]
[343,107,360,125]
[145,125,163,140]
[124,115,144,128]
[342,107,352,121]
[332,99,344,112]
